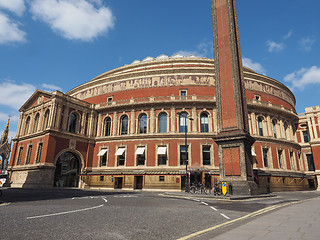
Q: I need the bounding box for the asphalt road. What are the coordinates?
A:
[1,188,320,240]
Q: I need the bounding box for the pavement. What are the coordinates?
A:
[164,191,320,240]
[196,195,320,240]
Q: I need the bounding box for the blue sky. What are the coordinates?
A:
[1,0,320,140]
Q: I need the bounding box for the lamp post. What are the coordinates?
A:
[177,112,193,192]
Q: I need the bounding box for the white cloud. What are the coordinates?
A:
[299,37,316,52]
[30,0,115,41]
[266,40,285,53]
[242,57,266,75]
[0,12,26,44]
[284,66,320,90]
[0,81,36,110]
[176,40,213,58]
[0,0,26,16]
[284,30,293,39]
[41,83,62,91]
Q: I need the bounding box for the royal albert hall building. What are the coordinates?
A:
[8,54,318,192]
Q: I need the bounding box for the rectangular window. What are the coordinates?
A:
[306,154,315,171]
[254,94,261,101]
[17,147,23,165]
[26,145,33,165]
[157,146,167,165]
[303,131,309,143]
[100,176,104,181]
[290,151,294,170]
[180,146,188,165]
[202,146,211,165]
[159,176,165,182]
[107,97,113,103]
[115,148,126,166]
[136,147,146,166]
[98,149,108,166]
[278,150,283,169]
[180,90,187,100]
[118,155,125,166]
[35,143,43,163]
[262,148,269,168]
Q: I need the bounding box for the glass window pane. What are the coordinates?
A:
[202,146,211,165]
[121,116,128,135]
[159,113,167,133]
[69,113,77,133]
[139,114,147,134]
[105,117,111,136]
[180,113,187,133]
[200,113,209,132]
[180,146,188,165]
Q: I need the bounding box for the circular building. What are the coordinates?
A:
[8,55,314,192]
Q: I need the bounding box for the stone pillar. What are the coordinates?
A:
[97,113,102,137]
[16,112,23,137]
[150,108,155,133]
[81,112,87,135]
[49,102,58,130]
[130,110,135,134]
[171,107,176,133]
[192,107,197,132]
[113,111,118,136]
[62,106,69,131]
[212,0,258,195]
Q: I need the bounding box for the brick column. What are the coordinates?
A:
[212,0,258,195]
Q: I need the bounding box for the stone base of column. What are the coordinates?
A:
[315,172,320,191]
[228,180,259,196]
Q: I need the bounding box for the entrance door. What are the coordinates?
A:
[190,172,202,186]
[54,152,80,187]
[114,177,123,189]
[134,176,143,189]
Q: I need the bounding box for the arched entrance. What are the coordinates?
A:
[54,152,80,187]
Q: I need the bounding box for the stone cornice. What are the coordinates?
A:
[254,136,301,149]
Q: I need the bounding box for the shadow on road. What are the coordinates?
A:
[0,188,139,203]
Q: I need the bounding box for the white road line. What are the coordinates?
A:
[220,213,231,220]
[201,202,209,206]
[27,204,104,219]
[102,197,108,203]
[193,199,200,202]
[210,206,218,211]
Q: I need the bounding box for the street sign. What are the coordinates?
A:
[222,181,228,196]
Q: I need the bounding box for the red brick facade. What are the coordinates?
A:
[7,56,317,191]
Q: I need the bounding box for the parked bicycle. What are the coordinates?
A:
[213,183,222,195]
[189,182,209,195]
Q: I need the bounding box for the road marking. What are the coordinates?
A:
[201,201,208,206]
[113,195,137,198]
[102,197,108,203]
[220,213,231,220]
[210,206,217,211]
[27,204,104,219]
[0,202,11,207]
[177,200,304,240]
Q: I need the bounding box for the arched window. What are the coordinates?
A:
[179,112,188,133]
[25,117,30,135]
[104,117,112,136]
[120,115,128,135]
[200,112,209,133]
[139,114,147,134]
[69,113,78,133]
[43,110,50,129]
[158,112,167,133]
[34,113,40,133]
[272,120,277,138]
[258,117,263,136]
